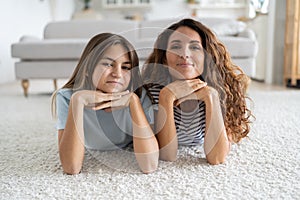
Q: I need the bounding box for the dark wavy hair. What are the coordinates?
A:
[142,18,253,143]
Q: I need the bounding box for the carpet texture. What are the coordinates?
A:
[0,81,299,199]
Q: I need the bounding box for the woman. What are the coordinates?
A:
[142,18,252,164]
[51,33,158,174]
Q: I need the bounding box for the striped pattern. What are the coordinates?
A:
[148,84,206,146]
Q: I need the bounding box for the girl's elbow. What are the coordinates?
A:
[62,164,82,175]
[60,154,83,175]
[141,161,158,174]
[136,152,159,174]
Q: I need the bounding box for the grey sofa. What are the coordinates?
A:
[11,18,258,96]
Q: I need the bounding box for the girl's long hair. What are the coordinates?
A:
[142,18,253,143]
[51,33,142,117]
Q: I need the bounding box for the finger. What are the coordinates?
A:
[92,102,112,110]
[175,96,189,106]
[94,91,128,102]
[191,82,207,91]
[110,94,131,108]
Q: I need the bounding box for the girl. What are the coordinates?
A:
[142,18,253,164]
[52,33,158,174]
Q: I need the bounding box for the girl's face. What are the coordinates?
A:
[92,44,131,93]
[166,26,204,80]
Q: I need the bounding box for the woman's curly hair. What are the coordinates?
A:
[142,18,253,143]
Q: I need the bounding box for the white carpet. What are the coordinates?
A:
[0,81,299,199]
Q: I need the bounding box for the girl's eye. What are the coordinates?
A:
[101,62,113,67]
[122,66,132,71]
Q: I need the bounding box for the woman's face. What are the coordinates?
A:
[92,44,131,93]
[166,26,204,80]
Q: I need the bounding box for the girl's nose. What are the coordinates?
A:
[111,66,122,77]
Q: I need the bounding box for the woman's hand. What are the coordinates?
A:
[173,85,230,164]
[161,79,207,103]
[175,85,218,106]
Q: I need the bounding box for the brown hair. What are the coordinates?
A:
[51,33,142,117]
[142,18,253,143]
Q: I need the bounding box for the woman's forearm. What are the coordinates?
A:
[204,92,230,165]
[129,94,159,173]
[59,95,85,175]
[156,89,178,161]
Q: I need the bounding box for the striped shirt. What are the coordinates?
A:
[147,84,206,146]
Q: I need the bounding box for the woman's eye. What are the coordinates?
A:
[190,45,201,50]
[170,45,181,50]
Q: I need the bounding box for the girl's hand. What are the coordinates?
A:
[71,90,130,110]
[161,79,207,102]
[175,86,219,106]
[92,92,135,110]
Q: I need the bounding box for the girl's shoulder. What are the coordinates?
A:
[56,88,73,100]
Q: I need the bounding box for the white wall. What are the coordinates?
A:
[265,0,285,85]
[0,0,285,85]
[272,0,285,85]
[0,0,74,85]
[145,0,191,20]
[95,0,248,20]
[247,14,268,81]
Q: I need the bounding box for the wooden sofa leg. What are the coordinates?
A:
[21,79,29,97]
[53,79,57,90]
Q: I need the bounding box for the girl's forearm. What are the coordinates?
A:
[59,96,85,174]
[129,94,159,173]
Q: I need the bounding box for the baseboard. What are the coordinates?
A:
[286,79,300,89]
[250,77,264,83]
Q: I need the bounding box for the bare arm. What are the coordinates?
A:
[156,80,207,161]
[177,86,231,164]
[202,87,231,165]
[58,90,129,175]
[58,94,85,175]
[156,88,178,161]
[129,94,159,173]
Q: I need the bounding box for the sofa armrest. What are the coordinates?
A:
[237,29,256,41]
[19,35,42,42]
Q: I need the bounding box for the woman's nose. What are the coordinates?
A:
[179,47,191,59]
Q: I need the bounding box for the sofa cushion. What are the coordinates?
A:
[139,18,180,39]
[12,39,88,60]
[134,36,257,60]
[211,21,246,36]
[44,20,138,44]
[219,36,258,58]
[15,61,78,79]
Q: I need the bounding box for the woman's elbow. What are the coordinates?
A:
[159,152,177,162]
[206,154,227,165]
